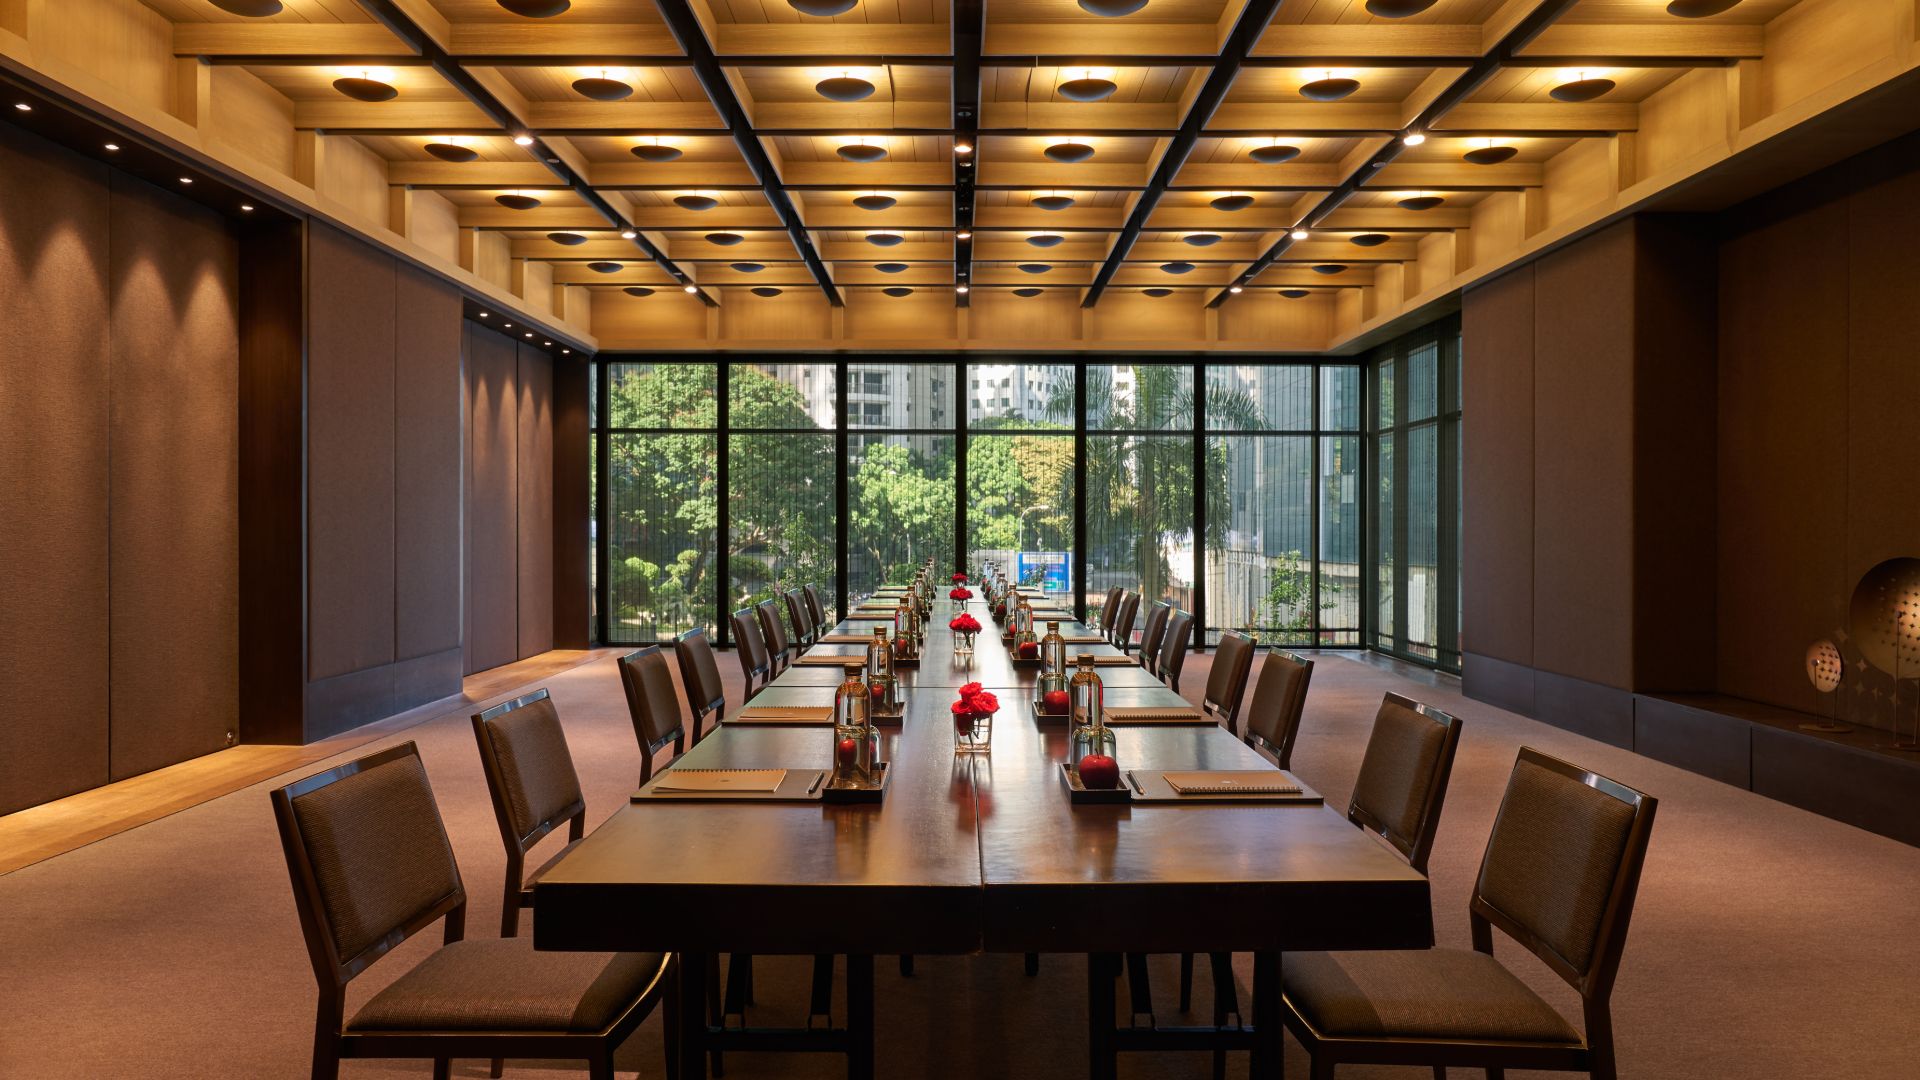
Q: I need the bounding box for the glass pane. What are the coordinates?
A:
[1407,424,1440,656]
[608,362,716,429]
[1319,435,1361,644]
[1376,357,1395,431]
[1375,431,1395,643]
[1207,436,1312,644]
[589,431,599,638]
[606,431,716,643]
[966,433,1075,603]
[848,433,956,599]
[966,361,1074,429]
[1087,434,1194,637]
[728,432,837,623]
[730,363,835,429]
[1407,342,1438,421]
[1085,364,1193,431]
[1320,365,1361,431]
[848,363,951,430]
[1205,364,1310,431]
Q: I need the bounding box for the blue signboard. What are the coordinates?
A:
[1017,551,1071,593]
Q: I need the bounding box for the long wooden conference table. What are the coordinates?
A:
[534,591,1432,1079]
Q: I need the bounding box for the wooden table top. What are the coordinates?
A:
[533,596,1431,957]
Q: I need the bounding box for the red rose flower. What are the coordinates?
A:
[949,587,973,600]
[949,699,976,716]
[958,681,983,698]
[965,690,999,715]
[951,573,968,583]
[948,613,981,633]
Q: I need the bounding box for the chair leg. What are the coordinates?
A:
[706,953,725,1077]
[1124,953,1153,1023]
[589,1052,616,1080]
[1179,952,1195,1012]
[664,962,682,1080]
[490,1057,504,1077]
[432,1059,451,1080]
[1025,952,1040,976]
[1310,1058,1336,1080]
[1433,1068,1446,1079]
[809,954,835,1019]
[899,953,915,977]
[1485,1071,1504,1080]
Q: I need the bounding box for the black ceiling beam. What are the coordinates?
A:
[1080,0,1286,308]
[1208,0,1589,308]
[652,0,842,306]
[353,0,714,307]
[953,0,983,310]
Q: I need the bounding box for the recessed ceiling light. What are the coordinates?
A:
[513,134,535,146]
[332,70,398,102]
[853,192,896,211]
[1045,140,1095,163]
[1079,0,1149,14]
[620,229,638,239]
[684,285,700,293]
[103,143,120,151]
[1550,74,1617,103]
[1364,0,1438,15]
[624,287,654,297]
[1031,191,1076,211]
[631,138,682,162]
[1290,228,1310,240]
[544,341,552,346]
[751,286,785,296]
[11,103,28,112]
[1299,72,1361,102]
[1013,287,1043,297]
[867,232,905,247]
[179,177,194,185]
[731,262,766,273]
[706,232,744,246]
[816,74,877,102]
[479,312,490,318]
[1248,141,1301,164]
[1397,194,1445,211]
[425,141,478,162]
[1667,0,1742,16]
[1183,233,1221,247]
[572,70,633,101]
[875,262,909,273]
[1210,192,1255,212]
[1312,263,1348,275]
[1027,233,1065,248]
[1018,263,1052,274]
[549,232,588,246]
[1143,288,1173,297]
[883,287,914,297]
[1228,285,1244,294]
[674,193,720,210]
[789,0,856,14]
[495,191,542,210]
[503,323,513,328]
[955,230,972,240]
[956,285,969,294]
[210,0,285,15]
[1057,71,1119,102]
[1462,141,1518,165]
[953,142,973,154]
[1281,288,1310,299]
[497,1,571,16]
[837,139,888,162]
[562,348,571,354]
[1402,132,1427,146]
[240,204,255,212]
[588,261,623,273]
[1161,261,1195,275]
[1349,233,1390,247]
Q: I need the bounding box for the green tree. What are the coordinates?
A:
[1263,549,1340,638]
[850,439,955,586]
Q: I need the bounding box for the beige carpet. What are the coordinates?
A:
[2,649,1917,1079]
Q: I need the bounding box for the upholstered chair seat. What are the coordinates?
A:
[353,939,669,1033]
[1281,947,1580,1045]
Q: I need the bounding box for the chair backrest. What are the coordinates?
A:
[674,627,726,741]
[1241,650,1313,768]
[1347,692,1462,874]
[1111,591,1141,649]
[756,598,791,663]
[730,606,771,690]
[471,689,586,859]
[1098,587,1124,628]
[785,588,815,647]
[618,646,687,784]
[1157,609,1194,690]
[270,742,466,993]
[1138,602,1171,675]
[803,583,827,629]
[1470,747,1657,1006]
[1202,630,1257,735]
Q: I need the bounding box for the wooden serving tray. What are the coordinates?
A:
[822,761,890,804]
[1030,700,1072,725]
[1059,762,1130,804]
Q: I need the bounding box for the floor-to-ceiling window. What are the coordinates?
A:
[1367,318,1462,671]
[1085,364,1195,637]
[726,364,838,627]
[965,361,1076,608]
[601,361,719,642]
[847,362,955,604]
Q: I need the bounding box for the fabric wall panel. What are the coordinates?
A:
[393,265,463,666]
[516,343,554,659]
[0,125,111,814]
[1460,265,1536,668]
[306,224,397,681]
[105,173,240,780]
[465,323,520,674]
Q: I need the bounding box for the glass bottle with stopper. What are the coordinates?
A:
[894,597,919,659]
[1068,654,1118,787]
[1012,596,1036,656]
[833,661,880,783]
[868,625,902,717]
[1033,621,1069,717]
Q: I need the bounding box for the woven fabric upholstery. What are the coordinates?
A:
[479,696,584,843]
[1158,610,1194,684]
[1350,698,1446,855]
[1205,631,1256,719]
[1243,652,1309,753]
[619,648,684,752]
[785,590,814,644]
[804,584,826,628]
[1478,757,1637,974]
[1138,603,1170,671]
[676,630,725,710]
[1283,948,1580,1044]
[731,609,769,677]
[290,754,461,963]
[1099,588,1124,628]
[756,599,790,657]
[351,938,667,1033]
[1112,592,1140,647]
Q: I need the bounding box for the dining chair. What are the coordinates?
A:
[785,588,817,651]
[1110,591,1141,651]
[674,628,727,745]
[1199,630,1256,737]
[1281,746,1656,1080]
[470,689,587,940]
[730,607,773,701]
[270,742,674,1080]
[1241,650,1314,770]
[803,583,828,632]
[1097,587,1124,632]
[756,598,792,674]
[1346,692,1464,876]
[618,646,687,787]
[1156,609,1194,692]
[1137,602,1171,676]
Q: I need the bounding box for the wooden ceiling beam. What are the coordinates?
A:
[780,161,953,188]
[984,23,1221,57]
[459,207,620,228]
[546,264,681,285]
[1434,102,1638,132]
[587,162,760,187]
[1314,208,1471,230]
[292,100,494,132]
[821,241,953,261]
[1367,162,1544,188]
[1250,24,1483,60]
[954,0,983,307]
[976,162,1152,189]
[172,24,418,58]
[1518,23,1765,61]
[750,101,951,132]
[980,101,1184,132]
[389,162,564,187]
[714,24,950,57]
[1171,162,1344,189]
[447,23,682,58]
[1207,103,1404,132]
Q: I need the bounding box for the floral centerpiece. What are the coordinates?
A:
[949,612,982,658]
[949,586,974,600]
[951,572,968,583]
[953,682,999,752]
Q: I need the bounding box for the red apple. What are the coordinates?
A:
[870,683,886,701]
[1042,689,1070,715]
[837,737,859,766]
[1077,753,1120,790]
[1018,641,1040,659]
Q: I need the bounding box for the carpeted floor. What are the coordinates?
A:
[2,649,1917,1079]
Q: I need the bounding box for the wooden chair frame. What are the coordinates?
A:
[470,689,586,939]
[1242,650,1313,770]
[619,646,688,787]
[270,742,669,1080]
[1199,630,1256,738]
[1282,746,1659,1080]
[1348,692,1463,875]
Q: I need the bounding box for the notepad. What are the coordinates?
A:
[1084,655,1137,666]
[651,769,789,793]
[795,655,865,666]
[1103,707,1206,723]
[1160,771,1302,795]
[735,707,834,723]
[818,634,879,643]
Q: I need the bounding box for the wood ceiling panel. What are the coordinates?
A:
[426,0,664,23]
[144,0,373,23]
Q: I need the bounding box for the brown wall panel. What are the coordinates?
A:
[393,265,464,665]
[1460,264,1536,668]
[0,125,111,814]
[1531,221,1637,689]
[551,360,591,649]
[465,322,520,674]
[105,173,240,780]
[516,343,554,659]
[306,224,397,681]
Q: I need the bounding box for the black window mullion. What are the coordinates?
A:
[953,357,967,576]
[1073,359,1088,620]
[594,358,611,647]
[1191,358,1205,649]
[715,362,731,647]
[835,359,849,622]
[1309,363,1322,647]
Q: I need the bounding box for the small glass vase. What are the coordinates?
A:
[954,630,977,658]
[954,710,993,753]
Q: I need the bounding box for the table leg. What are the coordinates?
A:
[679,950,710,1080]
[1088,953,1118,1080]
[1251,949,1282,1080]
[847,953,875,1080]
